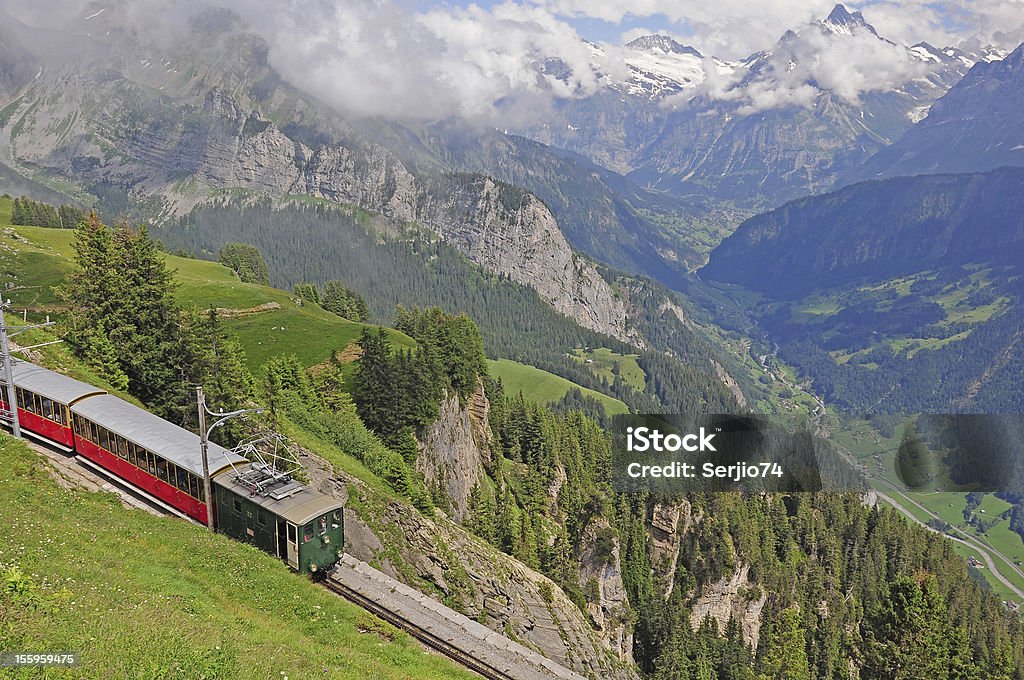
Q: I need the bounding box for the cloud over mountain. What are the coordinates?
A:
[4,0,1021,123]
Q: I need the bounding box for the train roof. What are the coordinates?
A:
[71,394,247,477]
[214,465,344,526]
[7,360,107,405]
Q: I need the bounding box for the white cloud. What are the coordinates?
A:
[220,0,611,123]
[663,17,929,114]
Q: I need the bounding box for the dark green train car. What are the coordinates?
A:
[213,463,344,575]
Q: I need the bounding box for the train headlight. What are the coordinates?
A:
[310,563,318,572]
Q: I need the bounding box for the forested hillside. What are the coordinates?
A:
[160,198,740,416]
[698,168,1024,414]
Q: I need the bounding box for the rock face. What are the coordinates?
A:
[422,177,634,342]
[416,382,491,523]
[649,500,691,598]
[689,564,767,650]
[299,448,639,680]
[577,519,634,664]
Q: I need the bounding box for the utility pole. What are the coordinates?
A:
[0,303,20,438]
[0,300,61,438]
[196,386,264,532]
[197,386,213,530]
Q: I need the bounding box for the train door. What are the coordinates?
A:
[276,518,288,560]
[285,522,299,570]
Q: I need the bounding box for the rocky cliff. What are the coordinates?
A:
[688,564,767,650]
[577,519,634,664]
[415,382,491,523]
[646,499,766,649]
[299,446,639,680]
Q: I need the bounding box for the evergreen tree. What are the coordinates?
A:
[293,283,321,306]
[757,608,810,680]
[218,242,269,284]
[321,280,370,321]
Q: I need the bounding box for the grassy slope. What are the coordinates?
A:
[0,205,414,373]
[488,358,628,416]
[0,436,473,679]
[1,200,625,413]
[568,347,645,391]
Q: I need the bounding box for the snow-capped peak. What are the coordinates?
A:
[625,35,703,59]
[820,4,878,37]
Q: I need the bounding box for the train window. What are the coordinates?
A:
[147,453,157,477]
[287,524,297,544]
[175,467,188,493]
[127,444,138,468]
[55,405,66,426]
[319,517,327,535]
[24,391,37,414]
[332,510,341,527]
[156,459,169,483]
[115,436,128,459]
[233,498,242,513]
[98,427,110,452]
[257,510,267,526]
[303,526,313,543]
[189,474,200,500]
[41,398,54,421]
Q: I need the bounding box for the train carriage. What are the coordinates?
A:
[71,394,248,525]
[0,360,106,449]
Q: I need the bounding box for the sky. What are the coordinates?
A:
[5,0,1024,122]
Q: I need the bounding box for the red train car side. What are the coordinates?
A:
[0,361,105,449]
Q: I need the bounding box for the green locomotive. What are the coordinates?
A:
[214,462,344,575]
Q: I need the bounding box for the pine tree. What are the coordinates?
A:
[757,608,810,680]
[352,328,395,438]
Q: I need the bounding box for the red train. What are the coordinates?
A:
[2,359,246,524]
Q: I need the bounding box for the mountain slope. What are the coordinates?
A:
[699,167,1024,412]
[0,436,477,680]
[521,4,986,209]
[0,7,641,342]
[702,167,1024,297]
[852,43,1024,181]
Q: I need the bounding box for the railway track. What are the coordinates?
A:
[323,578,513,680]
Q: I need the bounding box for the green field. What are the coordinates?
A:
[0,207,414,375]
[488,359,629,416]
[568,347,645,391]
[0,436,473,679]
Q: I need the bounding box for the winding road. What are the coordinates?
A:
[873,486,1024,600]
